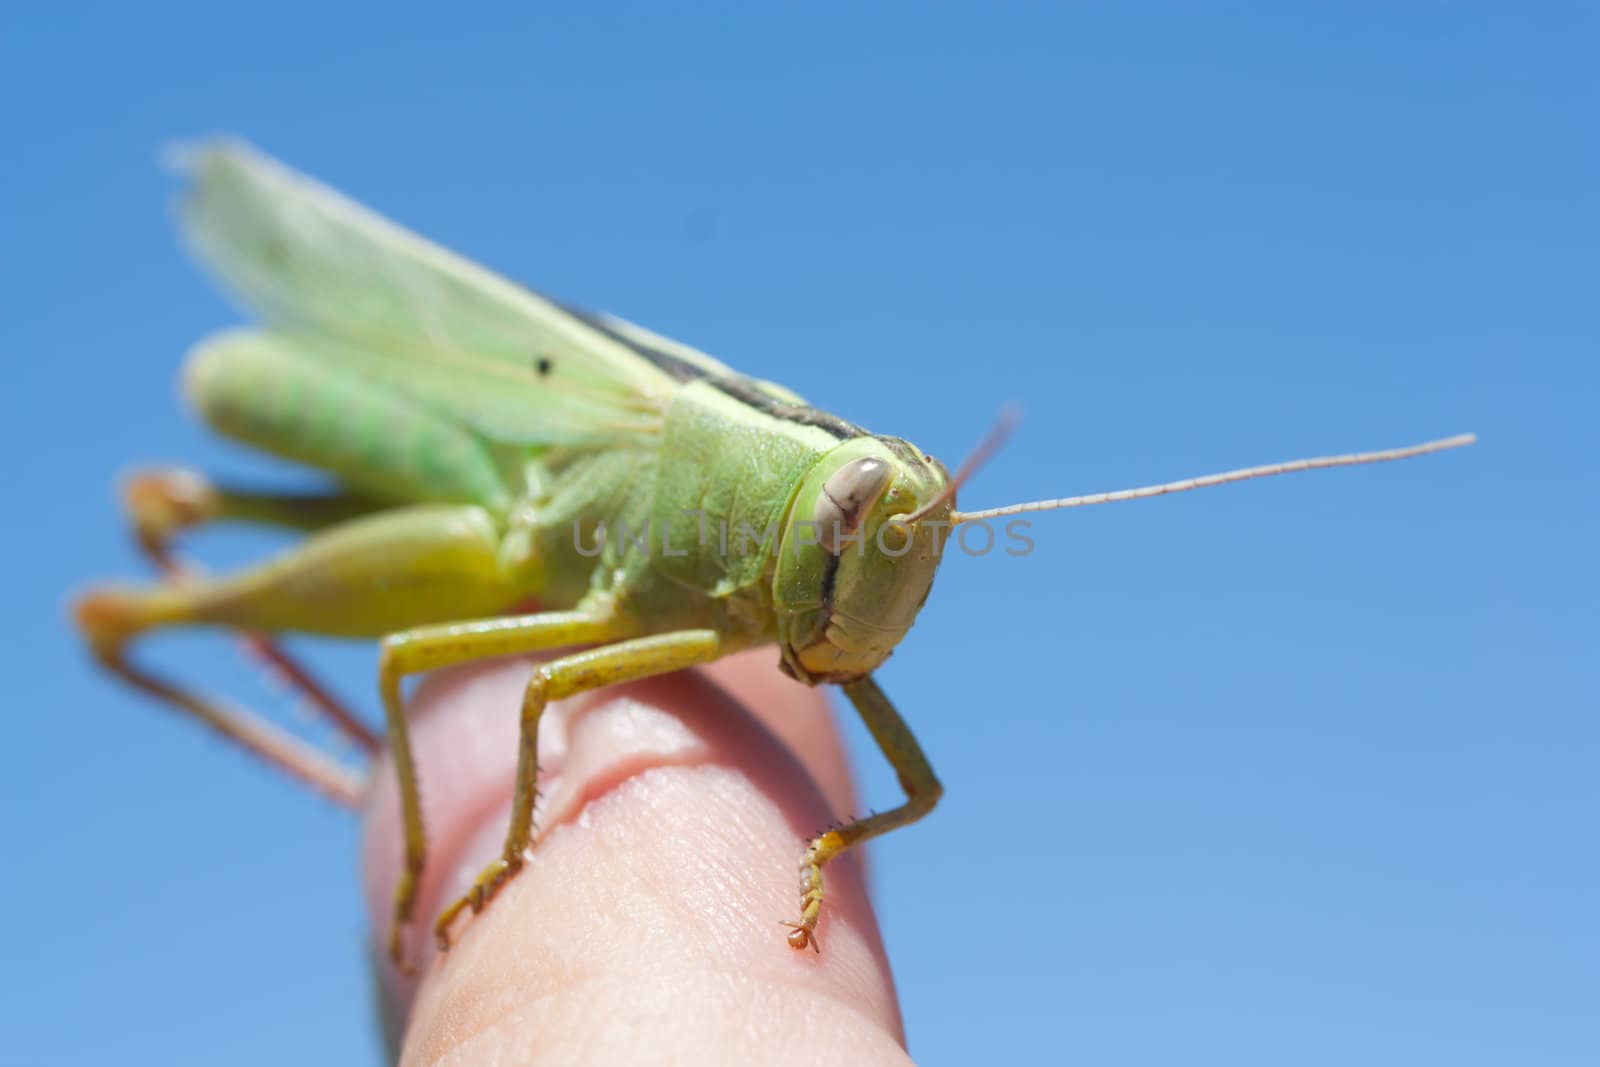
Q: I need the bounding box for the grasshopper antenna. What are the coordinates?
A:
[900,405,1022,524]
[950,433,1476,524]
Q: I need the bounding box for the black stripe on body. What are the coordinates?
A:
[553,298,868,441]
[818,549,843,611]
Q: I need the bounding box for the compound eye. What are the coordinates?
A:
[814,457,892,554]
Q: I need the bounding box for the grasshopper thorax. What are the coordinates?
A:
[773,436,952,685]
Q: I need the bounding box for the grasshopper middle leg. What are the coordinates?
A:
[422,628,726,956]
[376,608,639,970]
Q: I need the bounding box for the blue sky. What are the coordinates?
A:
[4,4,1595,1064]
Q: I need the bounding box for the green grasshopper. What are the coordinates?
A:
[74,142,1473,972]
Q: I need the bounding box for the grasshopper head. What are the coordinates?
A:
[773,437,952,684]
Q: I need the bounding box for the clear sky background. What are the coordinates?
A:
[4,4,1595,1064]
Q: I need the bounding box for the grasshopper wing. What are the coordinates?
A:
[176,140,679,447]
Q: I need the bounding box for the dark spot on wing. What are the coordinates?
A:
[535,356,553,377]
[261,237,289,268]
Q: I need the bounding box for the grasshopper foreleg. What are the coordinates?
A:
[784,676,943,952]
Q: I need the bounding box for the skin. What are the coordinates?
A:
[363,649,917,1066]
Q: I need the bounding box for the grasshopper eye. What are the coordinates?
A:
[815,457,892,554]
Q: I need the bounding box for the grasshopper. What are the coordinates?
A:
[73,142,1473,971]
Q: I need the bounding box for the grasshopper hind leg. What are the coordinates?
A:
[75,552,367,806]
[121,467,384,755]
[75,501,530,811]
[74,470,396,805]
[75,605,366,806]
